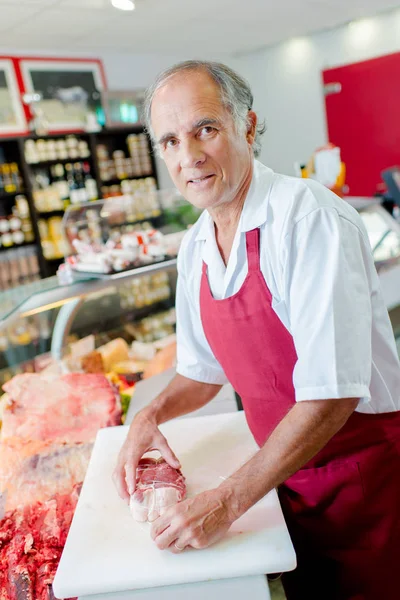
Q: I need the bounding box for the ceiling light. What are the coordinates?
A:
[284,37,313,63]
[348,18,377,44]
[111,0,135,11]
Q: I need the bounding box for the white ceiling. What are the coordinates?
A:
[0,0,399,55]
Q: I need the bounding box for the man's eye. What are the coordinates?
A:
[166,139,178,148]
[200,126,215,135]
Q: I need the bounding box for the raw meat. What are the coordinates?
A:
[143,342,176,379]
[0,437,92,513]
[130,457,186,522]
[0,371,122,599]
[2,373,121,443]
[0,488,80,600]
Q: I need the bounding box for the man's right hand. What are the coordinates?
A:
[112,409,181,501]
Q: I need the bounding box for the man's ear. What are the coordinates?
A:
[246,110,257,145]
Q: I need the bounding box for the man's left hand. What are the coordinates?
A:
[150,488,236,553]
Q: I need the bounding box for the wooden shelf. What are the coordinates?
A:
[101,174,154,185]
[36,209,65,218]
[0,190,24,200]
[27,156,92,168]
[43,255,65,262]
[0,242,36,253]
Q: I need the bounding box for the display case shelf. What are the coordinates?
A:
[0,257,177,331]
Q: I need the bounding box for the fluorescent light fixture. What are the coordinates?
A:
[111,0,135,11]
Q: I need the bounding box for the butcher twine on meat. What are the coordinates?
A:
[130,457,186,522]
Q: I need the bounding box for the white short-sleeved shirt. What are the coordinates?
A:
[176,160,400,413]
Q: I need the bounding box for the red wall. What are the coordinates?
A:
[323,52,400,197]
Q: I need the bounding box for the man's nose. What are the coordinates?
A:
[180,139,206,169]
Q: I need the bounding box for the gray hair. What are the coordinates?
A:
[143,60,266,157]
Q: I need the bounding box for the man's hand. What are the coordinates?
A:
[150,488,236,553]
[112,375,222,501]
[113,409,180,501]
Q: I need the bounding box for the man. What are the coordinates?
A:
[114,60,400,600]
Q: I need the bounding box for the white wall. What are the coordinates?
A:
[235,7,400,177]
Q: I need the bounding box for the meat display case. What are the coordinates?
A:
[0,198,399,387]
[0,187,203,384]
[0,258,178,384]
[351,200,400,315]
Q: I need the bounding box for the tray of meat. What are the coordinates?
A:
[67,230,167,275]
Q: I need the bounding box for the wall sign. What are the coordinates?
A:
[19,58,107,133]
[0,58,27,135]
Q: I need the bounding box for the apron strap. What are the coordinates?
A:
[246,228,261,272]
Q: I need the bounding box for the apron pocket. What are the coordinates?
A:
[280,459,370,550]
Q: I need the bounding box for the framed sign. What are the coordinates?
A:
[19,58,107,132]
[101,90,145,128]
[0,58,27,135]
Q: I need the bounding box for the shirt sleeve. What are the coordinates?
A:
[284,206,372,404]
[175,250,228,385]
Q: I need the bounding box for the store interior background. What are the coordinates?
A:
[1,2,400,599]
[1,1,400,188]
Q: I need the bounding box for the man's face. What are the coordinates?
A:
[150,70,255,210]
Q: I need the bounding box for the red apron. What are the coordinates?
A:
[200,228,400,600]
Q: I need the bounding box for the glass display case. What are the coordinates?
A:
[1,198,400,388]
[0,188,194,385]
[0,258,178,387]
[60,189,200,275]
[357,202,400,271]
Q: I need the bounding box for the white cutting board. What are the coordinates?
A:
[53,412,296,599]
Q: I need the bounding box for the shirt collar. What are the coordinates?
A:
[195,160,274,242]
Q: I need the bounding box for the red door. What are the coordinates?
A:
[323,52,400,197]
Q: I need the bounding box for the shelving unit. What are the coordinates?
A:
[0,138,41,286]
[0,125,159,279]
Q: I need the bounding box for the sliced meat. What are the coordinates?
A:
[130,457,186,522]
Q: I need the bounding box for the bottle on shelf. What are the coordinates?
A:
[83,162,98,201]
[32,170,63,212]
[10,163,23,191]
[72,163,87,203]
[15,196,35,243]
[1,164,16,193]
[65,163,81,205]
[0,195,34,249]
[51,164,70,209]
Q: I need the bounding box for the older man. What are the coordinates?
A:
[114,61,400,600]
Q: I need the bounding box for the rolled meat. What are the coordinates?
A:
[129,457,186,522]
